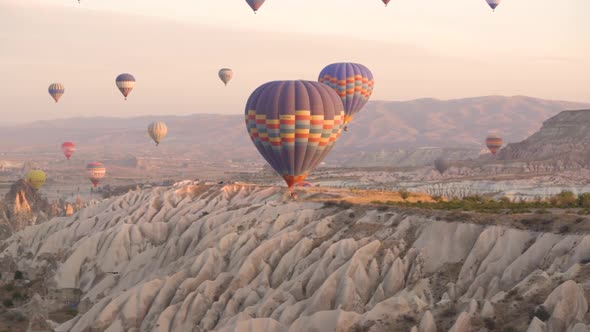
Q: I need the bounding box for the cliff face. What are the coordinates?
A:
[1,183,588,332]
[499,110,590,164]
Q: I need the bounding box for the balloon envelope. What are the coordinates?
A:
[115,73,136,100]
[61,142,76,160]
[318,63,374,127]
[486,0,502,10]
[245,80,345,188]
[382,0,391,6]
[148,121,168,146]
[486,134,503,155]
[434,157,451,175]
[26,170,46,190]
[48,83,65,103]
[246,0,265,12]
[218,68,234,86]
[86,162,106,187]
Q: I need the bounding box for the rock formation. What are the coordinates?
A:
[0,183,587,331]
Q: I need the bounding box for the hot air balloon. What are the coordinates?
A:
[218,68,234,86]
[434,157,451,175]
[485,0,502,11]
[148,121,168,146]
[26,170,46,190]
[246,0,265,13]
[245,80,345,188]
[115,73,135,100]
[486,134,503,155]
[318,63,374,131]
[61,142,76,160]
[87,162,106,187]
[48,83,65,103]
[382,0,391,6]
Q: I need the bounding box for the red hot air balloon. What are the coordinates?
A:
[382,0,391,6]
[245,81,345,188]
[61,142,76,160]
[486,134,503,155]
[86,162,106,187]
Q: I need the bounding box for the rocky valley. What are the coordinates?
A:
[0,183,588,331]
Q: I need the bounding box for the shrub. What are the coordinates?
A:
[578,193,590,208]
[483,318,496,330]
[2,299,14,308]
[553,191,577,208]
[503,327,518,332]
[4,284,14,292]
[13,270,23,280]
[530,305,550,321]
[14,312,26,322]
[558,225,570,234]
[11,292,22,300]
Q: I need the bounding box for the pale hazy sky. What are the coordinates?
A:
[1,0,588,123]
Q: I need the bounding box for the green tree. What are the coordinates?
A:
[578,193,590,208]
[554,191,577,207]
[14,270,23,280]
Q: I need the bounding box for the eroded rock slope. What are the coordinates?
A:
[1,183,589,331]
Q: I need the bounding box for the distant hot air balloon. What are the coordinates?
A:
[61,142,76,160]
[218,68,234,86]
[246,0,265,13]
[115,73,136,100]
[148,121,168,146]
[382,0,391,6]
[434,157,451,175]
[26,170,46,190]
[486,134,503,155]
[245,80,345,188]
[86,162,106,187]
[48,83,65,103]
[318,63,374,131]
[485,0,502,11]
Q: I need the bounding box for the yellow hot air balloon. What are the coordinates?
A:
[148,121,168,146]
[26,170,47,190]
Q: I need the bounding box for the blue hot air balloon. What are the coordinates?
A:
[245,81,345,188]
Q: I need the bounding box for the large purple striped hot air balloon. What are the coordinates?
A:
[246,0,265,13]
[485,0,502,11]
[48,83,65,103]
[245,81,345,188]
[115,73,135,100]
[318,63,374,131]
